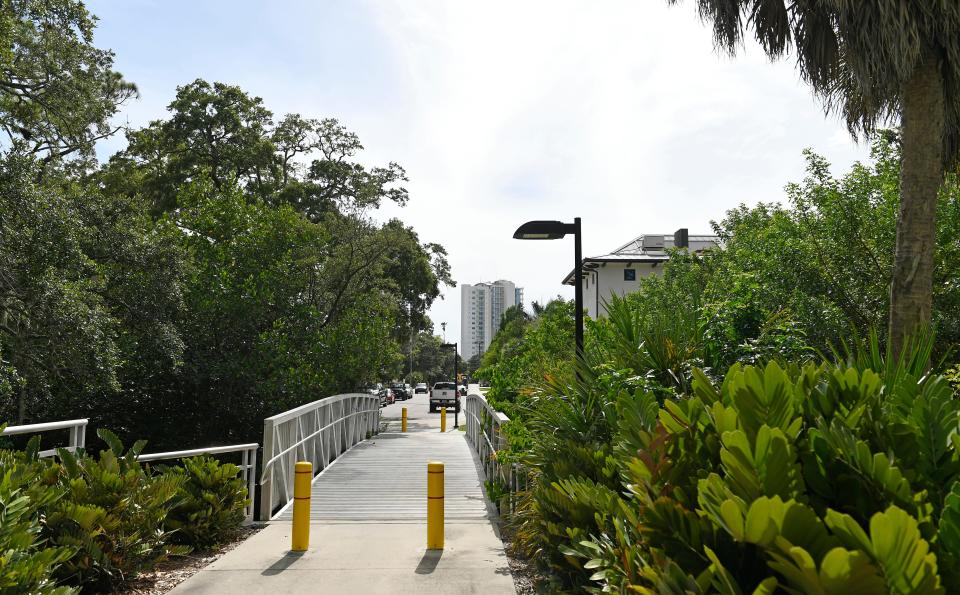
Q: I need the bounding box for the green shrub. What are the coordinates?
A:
[164,455,248,548]
[0,430,256,592]
[0,440,75,595]
[43,429,188,590]
[553,356,960,593]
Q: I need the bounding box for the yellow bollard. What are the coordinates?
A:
[440,407,446,432]
[427,461,444,549]
[402,407,408,433]
[291,461,312,551]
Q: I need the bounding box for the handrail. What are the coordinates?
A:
[1,418,87,458]
[259,393,380,520]
[259,410,372,483]
[138,443,259,524]
[463,391,509,499]
[138,443,260,461]
[462,390,529,516]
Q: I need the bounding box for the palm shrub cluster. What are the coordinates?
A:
[0,449,74,595]
[0,429,248,591]
[519,336,960,593]
[164,456,249,548]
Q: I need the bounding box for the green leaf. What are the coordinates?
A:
[818,548,885,594]
[97,428,124,456]
[938,481,960,558]
[868,506,941,594]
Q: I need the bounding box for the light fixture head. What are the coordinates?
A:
[513,220,570,240]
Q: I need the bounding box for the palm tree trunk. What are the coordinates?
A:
[889,58,945,357]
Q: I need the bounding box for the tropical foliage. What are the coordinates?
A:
[551,348,960,593]
[0,429,248,591]
[479,135,960,592]
[164,456,249,549]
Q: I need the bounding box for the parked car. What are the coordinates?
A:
[380,387,395,405]
[414,383,428,394]
[389,382,409,401]
[359,386,382,405]
[429,381,460,413]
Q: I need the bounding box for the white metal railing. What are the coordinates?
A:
[258,393,381,520]
[463,391,531,515]
[464,391,509,484]
[138,443,259,524]
[1,418,88,458]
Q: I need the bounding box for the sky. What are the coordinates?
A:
[88,0,871,347]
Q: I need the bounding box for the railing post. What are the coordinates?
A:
[259,417,276,521]
[246,446,257,524]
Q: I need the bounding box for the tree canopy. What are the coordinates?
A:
[670,0,960,354]
[0,0,136,161]
[0,6,452,448]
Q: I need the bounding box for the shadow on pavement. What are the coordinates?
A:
[415,549,443,574]
[261,551,305,576]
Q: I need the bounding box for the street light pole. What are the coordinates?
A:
[513,218,585,373]
[453,343,459,429]
[573,217,583,361]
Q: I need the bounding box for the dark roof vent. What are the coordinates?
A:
[674,228,689,249]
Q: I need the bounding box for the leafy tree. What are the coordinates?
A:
[0,152,187,432]
[670,0,960,354]
[408,331,468,384]
[480,305,530,370]
[0,0,135,162]
[0,155,120,424]
[380,219,453,346]
[105,80,410,218]
[713,132,960,353]
[479,298,575,411]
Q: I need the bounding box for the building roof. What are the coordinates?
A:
[562,233,720,285]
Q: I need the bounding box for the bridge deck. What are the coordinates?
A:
[171,391,515,594]
[272,422,491,522]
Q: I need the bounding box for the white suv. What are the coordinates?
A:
[429,381,460,413]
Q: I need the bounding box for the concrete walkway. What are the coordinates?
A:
[171,392,516,594]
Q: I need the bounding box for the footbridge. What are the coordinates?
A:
[7,388,516,593]
[181,389,515,593]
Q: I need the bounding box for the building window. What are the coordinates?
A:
[624,269,636,281]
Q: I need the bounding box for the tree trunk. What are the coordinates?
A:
[889,58,945,357]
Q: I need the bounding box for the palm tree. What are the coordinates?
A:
[669,1,960,355]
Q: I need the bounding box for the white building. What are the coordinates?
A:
[460,279,522,360]
[563,229,719,317]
